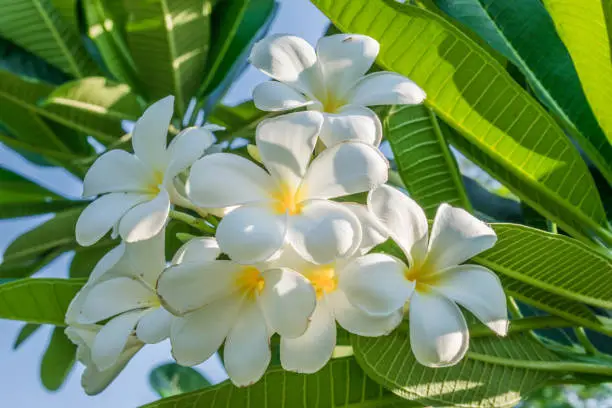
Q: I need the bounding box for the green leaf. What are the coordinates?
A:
[69,240,117,278]
[41,77,143,142]
[123,0,212,116]
[41,326,76,391]
[476,224,612,309]
[141,357,413,408]
[0,37,68,84]
[50,0,79,30]
[309,0,610,245]
[352,331,558,408]
[149,363,211,398]
[434,0,612,185]
[542,0,612,146]
[384,104,471,217]
[0,247,64,279]
[0,278,85,325]
[13,323,42,349]
[462,176,522,223]
[0,0,99,77]
[0,166,81,218]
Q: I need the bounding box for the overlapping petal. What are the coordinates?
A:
[82,150,155,197]
[318,106,382,147]
[165,127,215,181]
[132,95,174,171]
[91,310,147,370]
[341,203,388,254]
[253,81,311,111]
[347,72,426,106]
[135,306,173,344]
[171,237,220,265]
[118,189,171,243]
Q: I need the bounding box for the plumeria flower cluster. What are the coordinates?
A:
[65,33,508,394]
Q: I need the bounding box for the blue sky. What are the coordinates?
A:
[0,1,328,406]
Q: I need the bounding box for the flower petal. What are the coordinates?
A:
[118,189,170,243]
[260,267,316,338]
[256,111,322,192]
[77,277,157,324]
[434,265,508,336]
[165,127,215,181]
[341,202,388,254]
[158,260,242,314]
[330,289,402,337]
[170,295,242,366]
[135,307,173,344]
[187,153,274,208]
[347,72,426,106]
[426,204,497,271]
[132,95,174,171]
[172,237,220,265]
[88,244,126,283]
[120,231,166,285]
[76,193,150,246]
[289,200,362,264]
[83,150,155,197]
[316,34,379,99]
[216,204,287,264]
[92,310,147,370]
[319,106,382,147]
[249,34,322,96]
[302,141,388,200]
[280,298,336,374]
[253,81,312,111]
[339,253,413,316]
[81,340,142,395]
[409,291,469,367]
[224,303,271,386]
[367,185,428,265]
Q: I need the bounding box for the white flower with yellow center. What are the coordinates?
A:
[250,33,426,147]
[66,232,174,372]
[361,185,509,367]
[156,237,316,386]
[76,96,215,246]
[187,110,389,265]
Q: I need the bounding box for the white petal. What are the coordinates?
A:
[434,265,508,336]
[224,303,271,386]
[118,190,170,243]
[409,291,469,367]
[76,193,150,246]
[339,253,413,316]
[259,267,316,338]
[249,34,322,96]
[347,72,426,106]
[330,289,402,337]
[187,153,274,207]
[256,111,322,191]
[132,95,174,171]
[136,307,173,343]
[341,203,388,254]
[319,106,382,147]
[171,237,220,265]
[120,231,166,285]
[92,310,146,370]
[77,277,157,324]
[164,127,215,181]
[216,204,287,264]
[280,298,336,374]
[170,295,242,366]
[81,339,142,395]
[88,244,126,283]
[302,141,388,200]
[253,81,311,111]
[426,204,497,271]
[288,200,362,264]
[368,185,428,265]
[316,34,379,99]
[158,261,242,314]
[83,150,155,197]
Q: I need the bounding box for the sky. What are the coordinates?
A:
[0,1,329,406]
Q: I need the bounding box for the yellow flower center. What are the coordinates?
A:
[235,267,265,300]
[270,183,306,215]
[307,265,338,298]
[148,171,164,195]
[404,264,439,293]
[321,94,345,113]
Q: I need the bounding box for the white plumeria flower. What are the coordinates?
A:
[250,33,426,147]
[65,324,143,395]
[66,233,174,371]
[362,185,509,367]
[157,237,316,386]
[76,96,215,246]
[187,110,389,265]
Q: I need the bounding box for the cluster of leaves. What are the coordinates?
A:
[1,0,612,406]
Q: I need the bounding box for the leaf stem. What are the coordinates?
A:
[169,210,215,234]
[469,316,574,338]
[574,327,598,355]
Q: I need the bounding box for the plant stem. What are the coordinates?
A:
[574,327,598,355]
[469,316,574,338]
[169,210,215,234]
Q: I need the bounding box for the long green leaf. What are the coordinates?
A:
[384,104,471,217]
[434,0,612,185]
[0,278,84,325]
[0,0,99,77]
[13,323,42,349]
[309,0,610,245]
[41,326,76,391]
[141,357,413,408]
[542,0,612,146]
[0,37,68,84]
[123,0,212,116]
